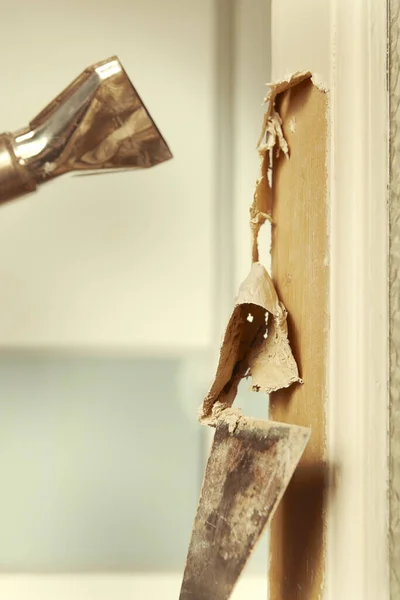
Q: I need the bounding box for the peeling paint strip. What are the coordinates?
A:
[199,263,302,424]
[251,71,312,263]
[199,73,314,426]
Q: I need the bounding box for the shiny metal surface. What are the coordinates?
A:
[0,56,172,204]
[0,134,37,201]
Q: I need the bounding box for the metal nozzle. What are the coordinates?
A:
[0,56,172,204]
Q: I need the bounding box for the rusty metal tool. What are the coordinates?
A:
[0,56,172,204]
[180,410,310,599]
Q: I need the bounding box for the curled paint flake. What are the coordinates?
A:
[263,110,289,158]
[199,263,301,424]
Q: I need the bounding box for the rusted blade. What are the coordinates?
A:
[179,413,310,600]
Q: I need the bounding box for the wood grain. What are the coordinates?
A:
[389,0,400,596]
[268,79,328,600]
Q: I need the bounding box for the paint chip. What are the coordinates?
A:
[44,161,57,174]
[250,71,312,264]
[247,313,254,323]
[199,263,302,425]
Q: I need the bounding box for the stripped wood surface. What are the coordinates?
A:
[269,79,328,600]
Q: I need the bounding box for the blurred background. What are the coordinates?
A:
[0,0,271,597]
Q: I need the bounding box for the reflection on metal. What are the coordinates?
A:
[0,56,172,204]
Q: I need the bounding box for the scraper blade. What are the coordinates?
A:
[179,413,310,600]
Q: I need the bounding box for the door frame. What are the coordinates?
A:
[327,1,388,598]
[271,0,389,598]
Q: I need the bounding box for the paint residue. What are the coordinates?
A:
[199,73,313,426]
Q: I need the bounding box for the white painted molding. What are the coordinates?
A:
[326,1,389,599]
[271,0,389,598]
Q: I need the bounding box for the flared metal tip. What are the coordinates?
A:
[0,56,172,204]
[16,56,172,179]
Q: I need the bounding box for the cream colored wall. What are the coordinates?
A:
[233,0,272,287]
[271,0,330,83]
[0,0,215,351]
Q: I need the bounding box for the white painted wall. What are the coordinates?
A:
[233,0,272,287]
[0,0,215,351]
[271,0,330,83]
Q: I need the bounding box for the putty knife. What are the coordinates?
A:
[180,412,310,599]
